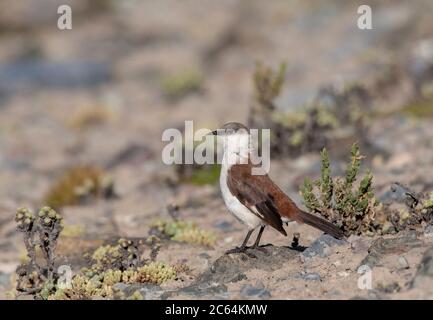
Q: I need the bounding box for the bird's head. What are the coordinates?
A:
[209,122,251,155]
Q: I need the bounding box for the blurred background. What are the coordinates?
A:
[1,0,433,299]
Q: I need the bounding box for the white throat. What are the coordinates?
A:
[221,133,251,169]
[218,132,263,230]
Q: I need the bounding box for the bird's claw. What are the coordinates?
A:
[225,246,247,255]
[225,246,258,258]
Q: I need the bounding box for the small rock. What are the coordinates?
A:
[397,256,409,270]
[223,236,233,243]
[105,144,153,169]
[114,283,165,300]
[379,182,419,207]
[348,235,371,253]
[167,281,228,298]
[213,220,234,232]
[199,253,211,260]
[0,60,111,95]
[181,246,298,296]
[301,234,346,259]
[337,271,350,278]
[359,233,423,268]
[424,225,433,237]
[332,260,342,267]
[411,247,433,288]
[240,284,271,298]
[0,272,11,287]
[297,273,321,281]
[377,281,401,294]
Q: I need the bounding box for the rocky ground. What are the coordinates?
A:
[1,0,433,299]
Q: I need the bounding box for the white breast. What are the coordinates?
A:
[219,163,263,230]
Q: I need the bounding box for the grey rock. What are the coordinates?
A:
[379,182,419,207]
[171,246,298,297]
[411,246,433,288]
[240,284,271,298]
[105,144,154,169]
[164,281,228,299]
[301,234,346,259]
[348,235,371,253]
[409,39,433,95]
[360,233,423,268]
[296,272,321,281]
[397,256,409,270]
[202,246,298,283]
[199,253,211,260]
[0,272,10,287]
[377,282,401,294]
[0,60,111,95]
[424,225,433,236]
[213,220,235,232]
[114,283,165,300]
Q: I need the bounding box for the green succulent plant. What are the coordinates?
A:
[43,166,114,209]
[300,143,378,236]
[253,61,286,107]
[161,68,203,100]
[152,219,216,246]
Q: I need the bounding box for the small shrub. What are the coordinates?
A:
[14,206,63,295]
[14,207,179,300]
[161,68,203,100]
[152,219,216,246]
[61,224,86,238]
[43,166,115,209]
[249,62,372,157]
[253,61,286,107]
[300,144,378,236]
[67,104,117,129]
[401,99,433,118]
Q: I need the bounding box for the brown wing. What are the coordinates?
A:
[227,164,287,236]
[229,164,344,239]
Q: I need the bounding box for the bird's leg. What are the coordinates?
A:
[225,229,254,255]
[250,225,268,253]
[291,232,300,249]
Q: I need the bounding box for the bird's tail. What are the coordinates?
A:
[296,210,344,239]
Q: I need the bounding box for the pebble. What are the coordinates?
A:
[379,182,412,205]
[411,247,433,288]
[298,273,321,281]
[348,235,371,253]
[240,284,271,298]
[0,272,11,287]
[223,237,233,243]
[397,256,409,270]
[301,234,346,259]
[424,225,433,237]
[213,220,234,232]
[337,271,350,278]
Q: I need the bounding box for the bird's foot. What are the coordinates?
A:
[225,246,257,258]
[225,246,247,254]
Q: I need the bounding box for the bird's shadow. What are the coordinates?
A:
[258,243,307,253]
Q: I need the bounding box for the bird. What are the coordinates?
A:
[209,122,344,254]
